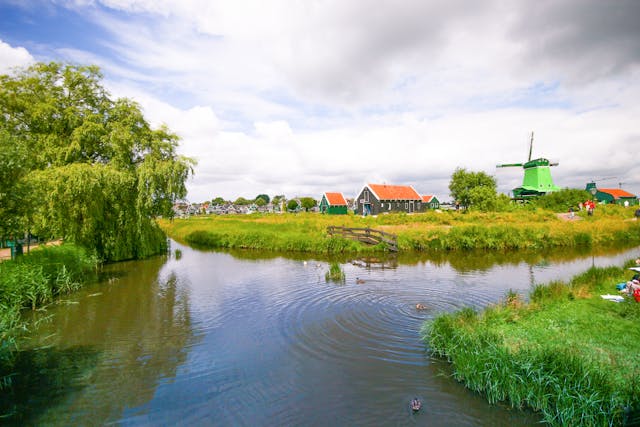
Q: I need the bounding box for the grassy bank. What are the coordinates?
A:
[0,244,98,387]
[423,261,640,426]
[158,206,640,253]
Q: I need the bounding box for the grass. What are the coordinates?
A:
[325,262,346,283]
[0,244,98,389]
[158,206,640,254]
[423,259,640,426]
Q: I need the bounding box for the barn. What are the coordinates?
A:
[355,183,424,216]
[319,192,349,214]
[421,195,441,209]
[586,182,638,206]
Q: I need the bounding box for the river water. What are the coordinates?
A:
[9,241,640,426]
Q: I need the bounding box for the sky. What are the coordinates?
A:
[1,0,639,203]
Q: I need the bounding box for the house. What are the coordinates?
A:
[421,195,441,209]
[355,183,424,215]
[585,182,638,206]
[319,192,349,215]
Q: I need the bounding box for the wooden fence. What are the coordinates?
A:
[327,226,398,252]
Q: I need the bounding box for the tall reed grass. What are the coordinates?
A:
[424,261,640,425]
[158,210,640,254]
[0,244,98,386]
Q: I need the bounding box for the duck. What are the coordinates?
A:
[415,303,427,310]
[356,278,365,284]
[411,397,422,412]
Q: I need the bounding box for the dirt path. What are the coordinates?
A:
[0,240,62,261]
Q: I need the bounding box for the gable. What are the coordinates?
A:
[324,192,347,206]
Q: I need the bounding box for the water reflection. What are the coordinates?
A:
[11,255,196,426]
[9,242,640,426]
[218,241,635,274]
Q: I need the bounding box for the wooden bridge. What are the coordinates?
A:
[327,226,398,252]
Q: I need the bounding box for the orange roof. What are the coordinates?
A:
[324,192,347,206]
[421,195,434,203]
[599,188,636,199]
[368,183,421,201]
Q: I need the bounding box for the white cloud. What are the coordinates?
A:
[4,2,640,202]
[0,40,34,73]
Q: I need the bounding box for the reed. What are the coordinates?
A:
[424,261,640,425]
[0,244,98,385]
[159,211,640,254]
[325,262,346,283]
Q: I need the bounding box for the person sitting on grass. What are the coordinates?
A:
[621,278,640,295]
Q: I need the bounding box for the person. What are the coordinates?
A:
[568,207,574,219]
[585,200,594,216]
[635,208,640,219]
[624,200,629,208]
[622,279,640,295]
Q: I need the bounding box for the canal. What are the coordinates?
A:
[10,241,640,426]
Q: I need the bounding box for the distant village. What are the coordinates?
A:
[172,183,443,218]
[173,178,638,219]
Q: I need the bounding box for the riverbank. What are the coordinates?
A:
[158,207,640,253]
[423,261,640,426]
[0,244,98,390]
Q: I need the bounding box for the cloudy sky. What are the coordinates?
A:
[1,0,639,202]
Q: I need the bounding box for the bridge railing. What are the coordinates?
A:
[327,226,398,252]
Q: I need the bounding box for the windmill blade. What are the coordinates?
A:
[549,162,559,166]
[497,163,524,168]
[528,131,534,162]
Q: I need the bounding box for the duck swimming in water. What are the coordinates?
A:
[415,303,427,310]
[411,397,422,412]
[356,278,365,284]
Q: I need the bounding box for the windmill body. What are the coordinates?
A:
[497,133,560,199]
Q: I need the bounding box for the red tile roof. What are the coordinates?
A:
[599,188,636,199]
[368,184,421,201]
[324,192,347,206]
[421,195,434,203]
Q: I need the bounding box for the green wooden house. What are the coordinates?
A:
[421,195,440,209]
[585,182,638,206]
[319,192,348,214]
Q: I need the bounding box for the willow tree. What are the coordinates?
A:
[0,62,195,261]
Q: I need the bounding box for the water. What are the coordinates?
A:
[9,242,639,426]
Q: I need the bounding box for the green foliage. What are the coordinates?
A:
[325,262,345,283]
[234,197,252,206]
[0,244,98,376]
[449,168,497,209]
[254,198,267,207]
[287,199,299,211]
[531,188,592,212]
[211,197,226,206]
[468,185,498,212]
[255,194,270,204]
[425,263,640,425]
[160,211,640,254]
[0,62,194,261]
[299,197,317,211]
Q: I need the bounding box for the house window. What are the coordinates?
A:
[364,190,369,202]
[388,203,391,210]
[405,202,408,209]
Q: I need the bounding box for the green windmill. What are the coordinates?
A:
[496,132,560,199]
